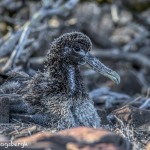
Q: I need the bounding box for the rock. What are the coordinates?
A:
[15,127,131,150]
[0,135,8,141]
[0,97,9,123]
[58,127,114,143]
[111,27,136,45]
[15,132,52,144]
[112,105,150,128]
[112,106,150,150]
[147,142,150,150]
[111,71,142,96]
[121,0,150,12]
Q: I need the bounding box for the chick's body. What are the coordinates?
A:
[0,32,101,130]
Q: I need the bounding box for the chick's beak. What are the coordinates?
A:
[84,52,120,84]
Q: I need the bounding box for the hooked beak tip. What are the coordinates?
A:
[113,72,120,84]
[105,70,120,85]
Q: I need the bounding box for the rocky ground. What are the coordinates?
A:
[0,0,150,150]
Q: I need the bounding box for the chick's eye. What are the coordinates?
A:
[74,47,80,52]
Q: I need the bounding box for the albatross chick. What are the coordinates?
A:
[0,32,120,131]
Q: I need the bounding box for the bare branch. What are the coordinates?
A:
[140,98,150,109]
[1,23,31,72]
[0,31,22,58]
[1,0,79,72]
[92,49,150,70]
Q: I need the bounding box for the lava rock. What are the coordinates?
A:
[15,127,131,150]
[112,105,150,128]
